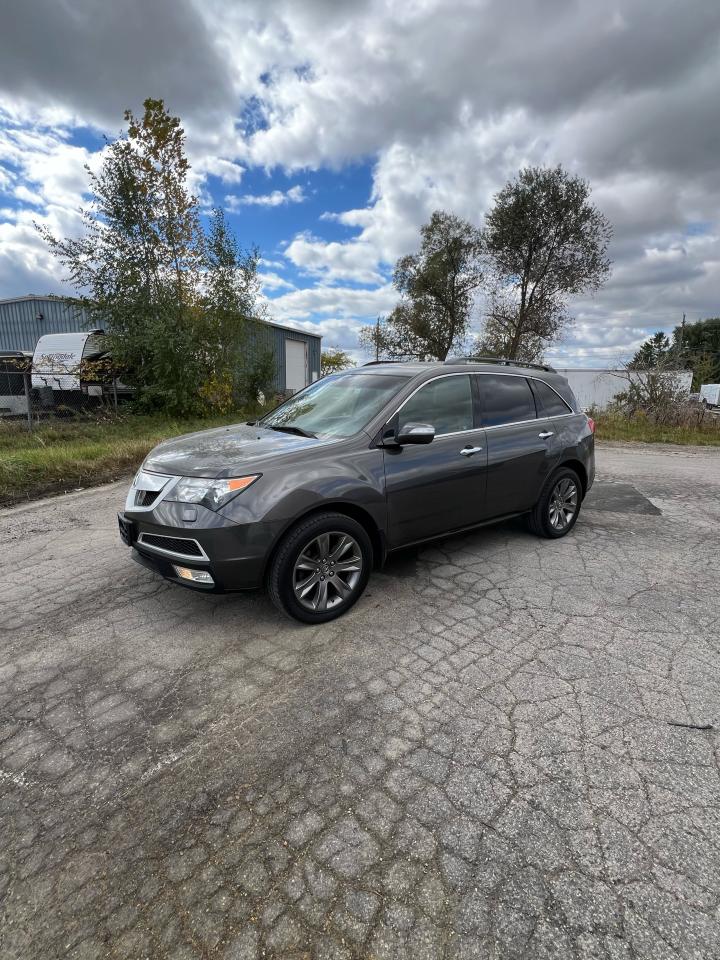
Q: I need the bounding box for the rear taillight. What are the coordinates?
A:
[587,416,596,434]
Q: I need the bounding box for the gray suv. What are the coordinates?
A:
[118,359,595,622]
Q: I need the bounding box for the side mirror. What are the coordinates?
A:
[396,422,435,445]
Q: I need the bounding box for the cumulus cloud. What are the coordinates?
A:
[258,270,295,291]
[284,232,384,284]
[226,184,305,209]
[264,281,396,323]
[0,111,100,295]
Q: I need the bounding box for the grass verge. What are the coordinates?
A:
[594,413,720,446]
[0,412,246,508]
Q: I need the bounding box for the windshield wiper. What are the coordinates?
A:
[268,424,317,439]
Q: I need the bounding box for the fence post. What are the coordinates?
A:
[23,371,32,431]
[112,377,118,413]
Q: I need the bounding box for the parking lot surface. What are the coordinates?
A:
[1,443,720,960]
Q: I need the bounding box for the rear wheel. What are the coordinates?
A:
[528,467,582,539]
[267,512,373,623]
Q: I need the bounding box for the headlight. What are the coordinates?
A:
[165,475,260,512]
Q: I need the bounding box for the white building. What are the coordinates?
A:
[555,368,693,410]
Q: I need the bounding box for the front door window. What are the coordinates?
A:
[397,375,474,435]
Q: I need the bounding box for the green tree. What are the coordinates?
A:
[200,208,266,411]
[671,317,720,387]
[321,348,354,377]
[478,166,612,361]
[359,211,484,361]
[629,331,671,369]
[358,316,393,362]
[39,99,207,414]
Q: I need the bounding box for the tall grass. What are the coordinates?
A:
[594,412,720,446]
[0,412,245,506]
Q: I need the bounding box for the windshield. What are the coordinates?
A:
[260,372,409,440]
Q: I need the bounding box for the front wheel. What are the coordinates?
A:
[267,512,373,623]
[527,467,582,539]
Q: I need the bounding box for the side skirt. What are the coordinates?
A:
[387,511,528,555]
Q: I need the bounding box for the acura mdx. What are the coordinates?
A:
[118,359,595,622]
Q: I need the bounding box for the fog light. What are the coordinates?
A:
[173,565,214,585]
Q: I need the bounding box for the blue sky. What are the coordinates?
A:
[1,0,719,365]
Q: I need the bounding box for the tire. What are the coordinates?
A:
[267,512,373,623]
[527,467,582,539]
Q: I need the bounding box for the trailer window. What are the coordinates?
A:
[0,366,26,397]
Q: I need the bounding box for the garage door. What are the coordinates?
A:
[285,339,307,392]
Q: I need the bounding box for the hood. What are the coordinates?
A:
[142,422,329,479]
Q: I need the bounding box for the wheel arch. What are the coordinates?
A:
[263,501,386,583]
[558,458,588,498]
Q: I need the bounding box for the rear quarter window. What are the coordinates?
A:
[530,379,573,417]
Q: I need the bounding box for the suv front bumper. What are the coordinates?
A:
[117,510,283,592]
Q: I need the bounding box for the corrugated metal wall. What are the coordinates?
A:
[0,297,94,351]
[0,296,322,392]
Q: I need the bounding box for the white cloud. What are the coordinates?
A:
[0,111,100,295]
[264,280,396,323]
[284,231,384,284]
[258,270,295,291]
[260,257,288,270]
[225,184,305,210]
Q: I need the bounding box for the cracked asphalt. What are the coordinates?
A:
[1,442,720,960]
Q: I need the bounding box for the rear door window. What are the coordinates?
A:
[530,379,572,417]
[478,374,537,427]
[397,375,474,435]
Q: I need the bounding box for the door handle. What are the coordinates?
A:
[538,431,554,439]
[460,445,483,456]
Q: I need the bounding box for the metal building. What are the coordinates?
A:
[0,295,93,351]
[245,317,322,393]
[0,295,321,393]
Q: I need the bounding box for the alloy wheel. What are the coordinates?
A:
[548,477,578,530]
[292,532,363,612]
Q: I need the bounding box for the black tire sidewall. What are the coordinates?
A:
[534,468,582,539]
[269,513,373,623]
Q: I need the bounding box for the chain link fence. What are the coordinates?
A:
[0,353,127,430]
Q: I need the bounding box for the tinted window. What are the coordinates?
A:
[531,379,572,417]
[479,375,537,427]
[398,375,474,435]
[260,373,410,439]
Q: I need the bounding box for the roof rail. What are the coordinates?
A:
[444,355,556,373]
[362,359,406,365]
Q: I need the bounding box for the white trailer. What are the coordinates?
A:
[700,384,720,408]
[31,330,108,392]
